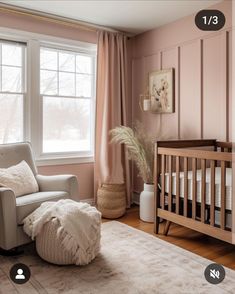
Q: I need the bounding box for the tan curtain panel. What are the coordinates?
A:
[94,31,131,207]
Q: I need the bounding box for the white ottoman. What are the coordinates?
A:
[36,218,75,265]
[36,216,101,265]
[23,199,101,265]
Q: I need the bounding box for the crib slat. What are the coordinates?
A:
[210,160,215,226]
[168,156,172,212]
[201,159,206,223]
[221,161,226,229]
[184,157,188,217]
[176,156,180,215]
[192,158,197,220]
[228,148,232,168]
[161,155,165,210]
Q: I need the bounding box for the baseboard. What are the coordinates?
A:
[132,191,140,205]
[80,195,139,207]
[80,198,95,206]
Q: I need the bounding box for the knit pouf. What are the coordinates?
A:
[36,218,75,265]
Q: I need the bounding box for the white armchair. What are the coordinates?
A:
[0,142,78,251]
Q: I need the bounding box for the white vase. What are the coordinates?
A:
[139,183,154,223]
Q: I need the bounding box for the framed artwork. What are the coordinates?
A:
[149,68,174,113]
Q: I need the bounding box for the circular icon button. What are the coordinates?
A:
[204,263,225,284]
[10,263,31,284]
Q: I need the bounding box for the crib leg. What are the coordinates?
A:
[163,221,171,236]
[154,217,160,234]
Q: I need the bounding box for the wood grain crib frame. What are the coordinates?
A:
[154,139,234,244]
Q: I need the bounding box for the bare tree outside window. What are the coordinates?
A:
[0,40,95,159]
[0,42,25,144]
[40,47,94,153]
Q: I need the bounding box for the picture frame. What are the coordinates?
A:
[148,68,175,113]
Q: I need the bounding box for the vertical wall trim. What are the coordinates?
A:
[159,51,162,70]
[200,39,203,139]
[222,31,229,141]
[131,59,135,196]
[159,51,162,129]
[177,46,181,139]
[131,59,135,128]
[142,56,146,90]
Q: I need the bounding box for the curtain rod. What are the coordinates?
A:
[0,3,131,36]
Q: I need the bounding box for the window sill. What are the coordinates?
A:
[36,156,94,166]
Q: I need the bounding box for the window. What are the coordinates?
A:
[40,47,94,154]
[0,40,26,144]
[0,30,96,164]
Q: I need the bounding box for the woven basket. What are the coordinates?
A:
[97,183,126,219]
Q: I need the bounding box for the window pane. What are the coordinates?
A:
[59,52,75,72]
[40,70,57,95]
[59,72,75,96]
[40,48,57,70]
[43,96,91,153]
[2,44,22,66]
[2,66,22,92]
[76,74,91,97]
[0,94,23,143]
[76,55,92,74]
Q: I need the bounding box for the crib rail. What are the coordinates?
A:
[154,140,233,244]
[216,141,233,152]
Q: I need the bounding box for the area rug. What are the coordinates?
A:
[0,221,235,294]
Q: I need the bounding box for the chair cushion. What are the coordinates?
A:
[0,160,39,197]
[16,191,69,224]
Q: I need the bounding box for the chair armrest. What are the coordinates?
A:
[36,174,78,200]
[0,188,17,249]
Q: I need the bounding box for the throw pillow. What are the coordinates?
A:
[0,160,39,197]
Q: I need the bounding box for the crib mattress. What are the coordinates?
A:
[163,167,232,210]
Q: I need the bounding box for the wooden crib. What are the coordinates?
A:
[154,139,234,244]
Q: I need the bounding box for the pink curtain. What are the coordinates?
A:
[94,30,131,207]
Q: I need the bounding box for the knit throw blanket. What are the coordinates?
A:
[23,199,102,265]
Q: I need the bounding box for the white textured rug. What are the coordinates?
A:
[0,221,235,294]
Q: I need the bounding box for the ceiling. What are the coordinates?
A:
[0,0,222,35]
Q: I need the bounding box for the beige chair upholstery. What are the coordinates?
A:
[0,142,78,250]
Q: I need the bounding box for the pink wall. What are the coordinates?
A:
[131,0,232,193]
[0,8,97,200]
[0,9,97,43]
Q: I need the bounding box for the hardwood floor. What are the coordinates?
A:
[103,205,235,270]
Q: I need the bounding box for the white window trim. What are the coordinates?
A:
[0,27,97,165]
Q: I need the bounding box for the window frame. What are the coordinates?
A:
[0,27,97,166]
[0,39,27,144]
